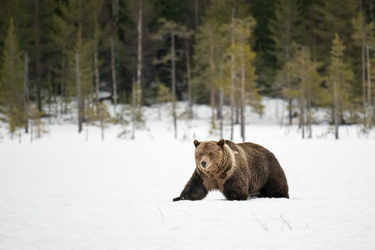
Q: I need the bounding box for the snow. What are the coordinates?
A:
[1,99,375,250]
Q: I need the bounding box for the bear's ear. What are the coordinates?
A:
[217,139,225,149]
[194,139,201,148]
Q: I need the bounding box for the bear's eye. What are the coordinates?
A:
[208,152,213,157]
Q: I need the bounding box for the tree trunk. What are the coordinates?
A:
[333,81,339,139]
[136,0,143,125]
[287,84,293,125]
[94,28,100,111]
[30,115,33,143]
[24,52,29,133]
[219,86,224,139]
[230,8,235,141]
[171,31,177,139]
[101,114,104,141]
[240,55,245,142]
[209,30,216,123]
[185,36,193,118]
[110,35,117,113]
[362,38,366,111]
[366,45,371,106]
[307,97,312,138]
[219,58,225,139]
[300,83,305,139]
[300,100,305,139]
[75,51,83,133]
[62,48,68,114]
[111,0,119,114]
[34,0,42,111]
[47,69,52,124]
[131,80,136,139]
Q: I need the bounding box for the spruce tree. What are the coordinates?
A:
[53,0,102,132]
[352,12,375,111]
[97,102,113,141]
[352,11,375,132]
[269,0,304,125]
[193,19,223,122]
[315,0,358,65]
[0,19,25,138]
[28,103,48,143]
[282,45,322,138]
[228,16,258,142]
[153,18,187,139]
[327,34,355,139]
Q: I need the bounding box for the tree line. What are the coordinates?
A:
[0,0,375,141]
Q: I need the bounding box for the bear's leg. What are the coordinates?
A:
[173,170,208,201]
[223,177,249,201]
[258,178,289,198]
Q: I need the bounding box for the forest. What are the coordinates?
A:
[1,0,375,140]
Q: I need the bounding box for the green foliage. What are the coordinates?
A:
[153,17,189,66]
[97,102,114,140]
[315,0,358,65]
[203,0,250,25]
[0,19,25,136]
[352,12,375,47]
[156,83,173,121]
[52,0,102,110]
[282,46,323,101]
[327,34,355,121]
[131,82,146,128]
[28,103,49,141]
[1,0,375,133]
[269,0,305,67]
[282,45,323,134]
[192,19,223,99]
[157,83,173,104]
[226,16,261,110]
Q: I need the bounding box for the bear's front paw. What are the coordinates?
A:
[173,196,185,202]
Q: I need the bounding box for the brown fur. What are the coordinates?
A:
[173,139,289,201]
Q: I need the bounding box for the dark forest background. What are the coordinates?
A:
[1,0,375,140]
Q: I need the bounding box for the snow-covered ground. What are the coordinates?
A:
[1,99,375,249]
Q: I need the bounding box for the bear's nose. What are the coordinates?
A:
[201,161,207,168]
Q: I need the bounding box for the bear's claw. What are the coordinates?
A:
[173,197,184,202]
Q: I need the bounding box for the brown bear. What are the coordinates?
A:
[173,139,289,201]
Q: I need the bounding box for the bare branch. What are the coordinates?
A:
[252,210,268,231]
[156,203,164,219]
[280,214,292,231]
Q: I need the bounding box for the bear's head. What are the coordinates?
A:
[194,139,226,173]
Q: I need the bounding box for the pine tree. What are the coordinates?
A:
[282,45,322,138]
[228,16,258,142]
[125,0,151,139]
[0,19,25,138]
[8,0,56,112]
[156,83,172,121]
[121,0,154,101]
[193,19,223,122]
[315,0,358,58]
[153,18,187,139]
[269,0,304,67]
[28,103,48,143]
[53,0,102,132]
[352,11,375,112]
[269,0,304,125]
[193,0,251,128]
[368,53,375,129]
[327,34,355,139]
[97,102,113,141]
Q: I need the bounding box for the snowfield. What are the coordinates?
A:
[1,100,375,250]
